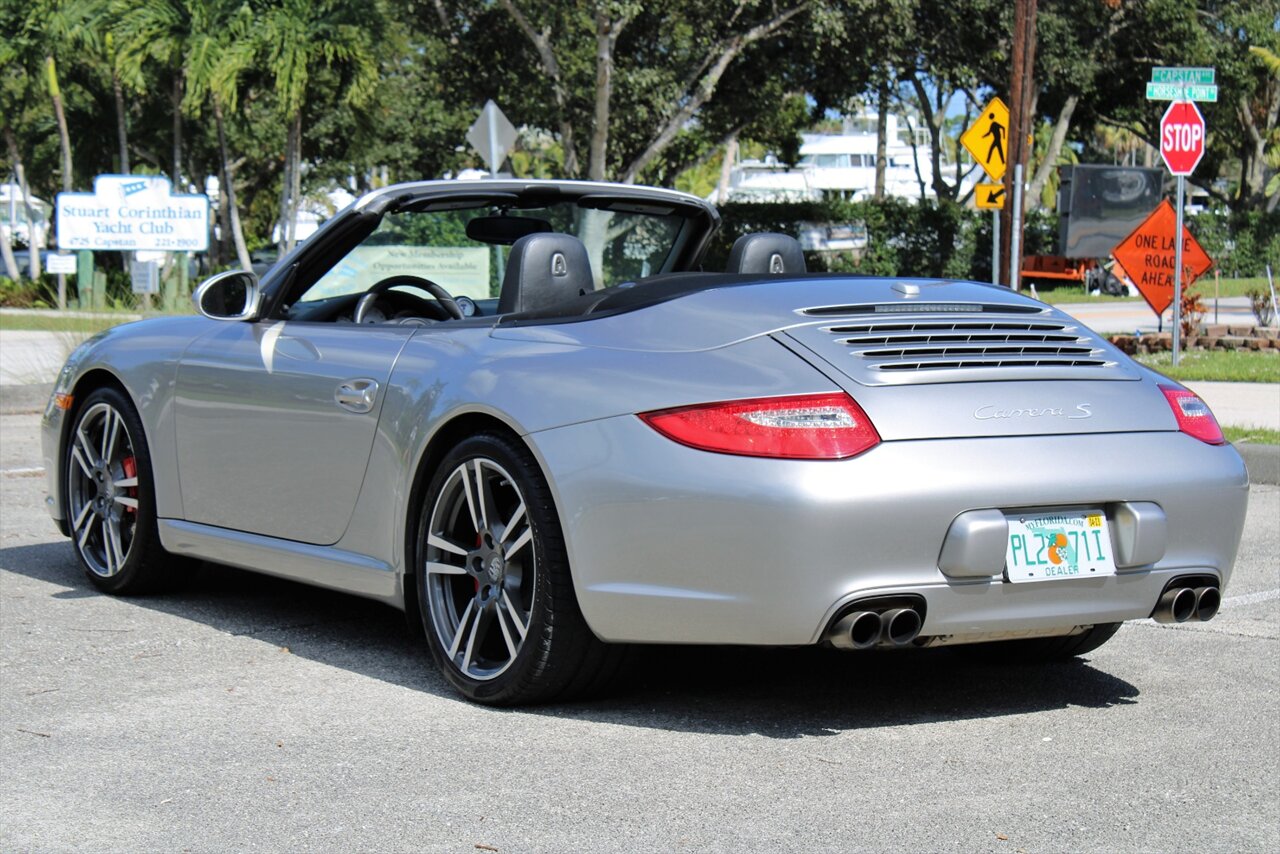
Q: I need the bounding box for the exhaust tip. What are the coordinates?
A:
[880,608,923,647]
[1153,587,1197,623]
[1194,586,1221,622]
[828,610,882,650]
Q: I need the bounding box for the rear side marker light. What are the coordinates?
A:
[1159,385,1224,445]
[639,392,881,460]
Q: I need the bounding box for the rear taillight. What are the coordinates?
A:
[639,392,880,460]
[1159,385,1225,445]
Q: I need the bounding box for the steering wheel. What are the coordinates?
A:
[354,275,464,324]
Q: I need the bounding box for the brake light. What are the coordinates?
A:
[639,392,880,459]
[1159,385,1224,445]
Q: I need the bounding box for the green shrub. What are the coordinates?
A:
[710,198,1059,282]
[1188,209,1280,278]
[0,276,54,308]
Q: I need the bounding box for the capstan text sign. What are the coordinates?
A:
[57,175,209,252]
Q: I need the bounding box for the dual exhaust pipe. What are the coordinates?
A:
[827,607,923,650]
[1152,584,1220,624]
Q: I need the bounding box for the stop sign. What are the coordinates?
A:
[1160,100,1206,176]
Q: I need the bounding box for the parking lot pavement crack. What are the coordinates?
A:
[229,622,319,637]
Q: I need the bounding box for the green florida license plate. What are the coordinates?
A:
[1004,509,1116,583]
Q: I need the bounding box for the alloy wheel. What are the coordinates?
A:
[66,402,140,577]
[424,457,536,681]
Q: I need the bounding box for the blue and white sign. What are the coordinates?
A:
[57,175,208,251]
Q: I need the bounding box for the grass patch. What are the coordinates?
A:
[0,310,144,334]
[1032,276,1270,304]
[1032,286,1139,304]
[1209,276,1275,299]
[1134,349,1280,383]
[1223,425,1280,446]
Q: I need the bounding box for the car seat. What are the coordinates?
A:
[498,233,595,314]
[725,233,807,274]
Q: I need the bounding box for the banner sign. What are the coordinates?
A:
[57,175,209,252]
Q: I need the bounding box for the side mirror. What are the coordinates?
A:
[192,270,261,321]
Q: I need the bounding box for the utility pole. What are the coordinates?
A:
[1001,0,1038,287]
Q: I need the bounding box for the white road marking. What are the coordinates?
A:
[1222,588,1280,608]
[1,466,45,476]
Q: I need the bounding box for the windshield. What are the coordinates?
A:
[301,201,684,303]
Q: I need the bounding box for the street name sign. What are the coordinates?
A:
[960,97,1011,182]
[57,175,209,252]
[1160,100,1207,176]
[1111,198,1213,316]
[974,183,1006,209]
[1151,67,1215,85]
[1146,82,1218,102]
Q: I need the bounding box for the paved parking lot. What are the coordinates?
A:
[1,390,1277,853]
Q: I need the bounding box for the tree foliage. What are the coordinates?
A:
[0,0,1276,280]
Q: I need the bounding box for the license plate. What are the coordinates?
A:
[1005,509,1116,583]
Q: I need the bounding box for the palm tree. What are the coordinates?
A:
[17,0,97,284]
[184,0,256,270]
[24,0,97,195]
[112,0,197,189]
[252,0,380,254]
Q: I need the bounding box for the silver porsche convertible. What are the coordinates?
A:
[41,179,1248,704]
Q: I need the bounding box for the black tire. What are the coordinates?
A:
[63,386,179,594]
[415,432,622,705]
[954,622,1122,664]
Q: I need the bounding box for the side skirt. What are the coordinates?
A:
[158,518,403,607]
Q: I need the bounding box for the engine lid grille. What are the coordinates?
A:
[785,304,1133,385]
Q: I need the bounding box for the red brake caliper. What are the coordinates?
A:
[121,457,138,515]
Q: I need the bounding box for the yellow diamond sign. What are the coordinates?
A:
[974,182,1006,210]
[961,97,1010,182]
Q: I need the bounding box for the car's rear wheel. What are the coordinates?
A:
[416,432,622,705]
[955,622,1122,663]
[64,387,175,594]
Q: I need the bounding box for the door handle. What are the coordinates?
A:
[335,378,379,413]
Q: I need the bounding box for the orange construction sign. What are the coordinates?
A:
[1110,198,1213,316]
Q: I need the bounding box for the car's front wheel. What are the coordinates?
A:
[416,432,621,705]
[64,386,176,594]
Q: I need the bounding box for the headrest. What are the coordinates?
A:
[726,233,807,275]
[498,233,595,315]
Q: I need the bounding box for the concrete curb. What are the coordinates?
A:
[0,383,53,415]
[1237,443,1280,487]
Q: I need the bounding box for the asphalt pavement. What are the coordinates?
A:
[0,394,1277,852]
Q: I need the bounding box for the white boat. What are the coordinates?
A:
[1,182,51,249]
[724,111,975,204]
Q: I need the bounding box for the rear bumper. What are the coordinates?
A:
[531,418,1249,645]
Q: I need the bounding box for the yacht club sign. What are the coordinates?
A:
[57,175,209,252]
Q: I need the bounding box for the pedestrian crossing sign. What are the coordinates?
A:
[961,97,1011,182]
